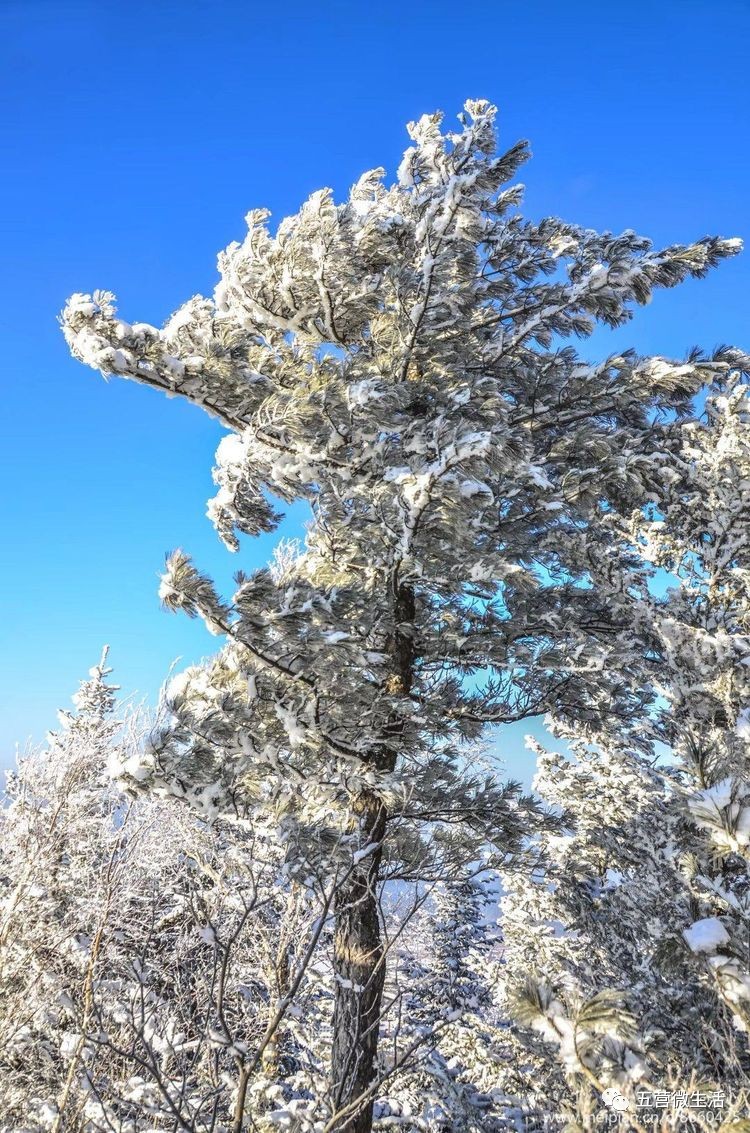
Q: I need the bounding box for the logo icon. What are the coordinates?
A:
[601,1088,630,1113]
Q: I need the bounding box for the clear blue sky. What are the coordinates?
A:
[1,0,747,778]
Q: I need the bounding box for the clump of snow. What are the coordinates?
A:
[683,916,730,955]
[736,708,750,742]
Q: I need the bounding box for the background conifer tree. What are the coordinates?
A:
[499,374,750,1129]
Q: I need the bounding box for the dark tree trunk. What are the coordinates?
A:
[329,799,388,1132]
[328,583,415,1133]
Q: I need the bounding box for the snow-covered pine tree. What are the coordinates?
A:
[631,375,750,1065]
[380,872,510,1131]
[0,660,333,1130]
[576,371,750,1091]
[499,373,750,1128]
[498,735,723,1128]
[62,100,742,1131]
[0,649,127,1128]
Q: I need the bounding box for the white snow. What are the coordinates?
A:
[683,917,730,955]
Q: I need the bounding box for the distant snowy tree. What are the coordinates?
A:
[380,873,511,1131]
[0,648,126,1130]
[62,100,742,1131]
[0,658,338,1131]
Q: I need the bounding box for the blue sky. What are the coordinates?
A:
[1,0,747,778]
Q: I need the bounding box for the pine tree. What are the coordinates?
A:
[400,875,508,1131]
[0,649,126,1128]
[633,376,750,1063]
[499,374,750,1128]
[62,100,742,1131]
[498,736,719,1128]
[0,660,331,1130]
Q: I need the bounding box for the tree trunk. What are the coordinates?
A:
[329,798,388,1132]
[329,583,415,1132]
